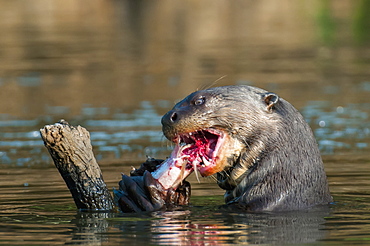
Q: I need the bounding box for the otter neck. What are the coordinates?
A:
[216,142,263,190]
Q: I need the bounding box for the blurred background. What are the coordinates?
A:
[0,0,369,245]
[0,0,369,167]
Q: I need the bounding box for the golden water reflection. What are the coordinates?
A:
[0,0,369,118]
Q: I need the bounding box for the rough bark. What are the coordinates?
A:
[40,120,116,211]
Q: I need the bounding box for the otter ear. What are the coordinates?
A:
[263,92,279,112]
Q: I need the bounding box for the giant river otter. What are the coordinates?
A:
[117,85,332,212]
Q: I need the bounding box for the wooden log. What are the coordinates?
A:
[40,120,116,211]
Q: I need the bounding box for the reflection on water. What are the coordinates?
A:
[0,0,369,245]
[112,207,331,245]
[1,161,370,245]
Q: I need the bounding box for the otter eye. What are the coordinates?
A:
[194,97,205,106]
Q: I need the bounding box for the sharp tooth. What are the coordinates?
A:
[202,156,212,166]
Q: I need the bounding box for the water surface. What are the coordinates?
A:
[0,0,369,245]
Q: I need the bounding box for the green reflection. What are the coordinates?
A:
[28,203,76,212]
[353,0,370,45]
[190,195,224,207]
[317,0,336,46]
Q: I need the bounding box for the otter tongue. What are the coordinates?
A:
[151,144,194,190]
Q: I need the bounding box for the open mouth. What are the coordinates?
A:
[152,127,243,189]
[151,128,227,189]
[175,128,226,176]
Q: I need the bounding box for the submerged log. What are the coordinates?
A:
[40,120,116,211]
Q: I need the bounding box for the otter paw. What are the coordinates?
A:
[116,171,190,213]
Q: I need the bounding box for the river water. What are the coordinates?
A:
[0,0,369,245]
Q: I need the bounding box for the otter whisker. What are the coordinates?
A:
[197,75,228,91]
[208,174,218,182]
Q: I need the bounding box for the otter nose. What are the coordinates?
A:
[161,110,179,127]
[169,112,178,123]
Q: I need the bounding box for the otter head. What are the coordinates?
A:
[161,85,281,189]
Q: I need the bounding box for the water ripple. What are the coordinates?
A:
[0,100,369,166]
[302,102,370,154]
